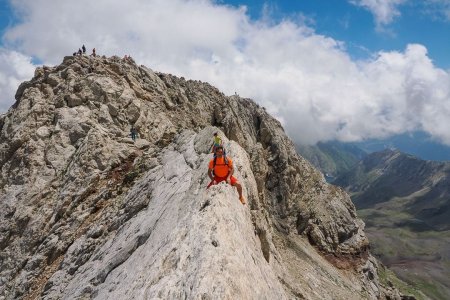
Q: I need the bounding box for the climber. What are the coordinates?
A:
[77,48,82,56]
[207,146,245,205]
[82,44,86,54]
[92,48,96,57]
[210,132,223,153]
[130,126,138,141]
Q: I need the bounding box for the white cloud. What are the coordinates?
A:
[423,0,450,22]
[349,0,406,29]
[0,48,35,113]
[1,0,450,146]
[3,0,249,68]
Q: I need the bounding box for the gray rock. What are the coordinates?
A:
[67,94,84,107]
[0,55,402,299]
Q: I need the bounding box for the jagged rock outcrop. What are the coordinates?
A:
[0,55,403,299]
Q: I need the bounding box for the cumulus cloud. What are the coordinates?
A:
[349,0,406,29]
[1,0,450,146]
[0,48,35,112]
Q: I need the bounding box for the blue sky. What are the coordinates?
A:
[222,0,450,68]
[0,0,450,147]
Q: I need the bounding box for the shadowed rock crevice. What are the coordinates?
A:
[257,229,271,263]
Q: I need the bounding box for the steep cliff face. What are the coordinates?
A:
[0,55,400,299]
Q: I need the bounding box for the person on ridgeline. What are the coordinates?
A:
[130,126,138,142]
[210,132,223,154]
[207,146,245,205]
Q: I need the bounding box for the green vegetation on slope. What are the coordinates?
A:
[365,220,450,300]
[378,265,427,300]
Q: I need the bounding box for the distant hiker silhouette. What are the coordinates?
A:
[77,48,82,56]
[92,48,96,57]
[210,132,222,153]
[82,44,86,54]
[130,126,138,141]
[207,146,245,205]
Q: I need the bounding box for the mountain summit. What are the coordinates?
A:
[0,55,403,299]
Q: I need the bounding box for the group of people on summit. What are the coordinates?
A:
[73,44,96,57]
[73,45,135,62]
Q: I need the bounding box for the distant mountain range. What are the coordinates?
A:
[297,131,450,181]
[334,149,450,299]
[335,149,450,231]
[295,141,367,180]
[353,131,450,162]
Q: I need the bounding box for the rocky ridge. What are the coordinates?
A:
[0,55,402,299]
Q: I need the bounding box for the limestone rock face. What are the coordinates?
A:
[0,55,401,299]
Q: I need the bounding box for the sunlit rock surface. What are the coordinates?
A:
[0,55,403,299]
